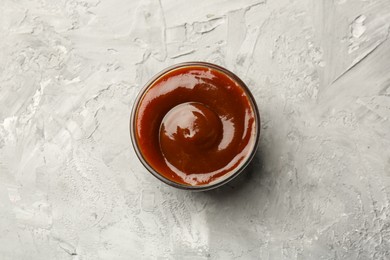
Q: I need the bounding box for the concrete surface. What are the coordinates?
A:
[1,0,390,259]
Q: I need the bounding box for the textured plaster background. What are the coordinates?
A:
[1,0,390,259]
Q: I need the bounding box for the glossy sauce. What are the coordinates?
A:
[134,65,257,186]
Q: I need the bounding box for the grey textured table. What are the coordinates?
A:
[1,0,390,259]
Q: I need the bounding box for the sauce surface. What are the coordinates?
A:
[134,65,257,186]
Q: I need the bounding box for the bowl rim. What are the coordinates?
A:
[129,61,261,191]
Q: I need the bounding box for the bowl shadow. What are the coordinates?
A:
[202,147,267,198]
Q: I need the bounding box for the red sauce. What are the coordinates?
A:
[133,64,258,186]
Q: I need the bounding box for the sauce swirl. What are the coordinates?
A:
[133,63,259,186]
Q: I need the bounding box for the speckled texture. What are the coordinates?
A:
[1,0,390,259]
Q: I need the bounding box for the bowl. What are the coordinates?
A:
[130,62,260,191]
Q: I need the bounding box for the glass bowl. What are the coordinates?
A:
[130,62,260,191]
